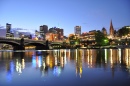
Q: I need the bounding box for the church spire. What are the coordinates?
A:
[110,19,113,28]
[109,19,114,36]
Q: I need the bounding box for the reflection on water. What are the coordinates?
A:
[0,49,130,86]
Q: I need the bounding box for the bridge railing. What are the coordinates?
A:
[0,37,64,45]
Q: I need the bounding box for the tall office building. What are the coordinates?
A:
[74,26,81,36]
[42,25,48,33]
[109,20,114,37]
[39,25,48,40]
[55,28,64,40]
[6,23,11,37]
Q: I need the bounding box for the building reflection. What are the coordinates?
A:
[40,50,65,77]
[75,49,83,78]
[4,52,25,81]
[15,52,25,75]
[1,48,130,79]
[40,55,49,77]
[6,60,14,82]
[0,51,12,60]
[29,49,130,77]
[84,49,97,68]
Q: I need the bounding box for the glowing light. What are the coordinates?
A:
[79,67,82,78]
[16,59,19,72]
[82,50,84,60]
[55,57,57,65]
[64,50,67,64]
[53,66,61,77]
[90,55,92,67]
[46,55,50,65]
[110,49,113,64]
[126,49,128,66]
[60,57,64,67]
[118,49,121,63]
[32,56,36,67]
[10,61,14,73]
[105,49,107,63]
[76,49,77,62]
[87,49,89,67]
[22,59,25,69]
[38,56,42,67]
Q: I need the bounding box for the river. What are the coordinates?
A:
[0,49,130,86]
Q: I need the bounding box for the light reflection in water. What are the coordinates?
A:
[32,55,36,67]
[16,59,22,74]
[64,49,67,64]
[1,48,130,83]
[110,49,113,64]
[118,49,121,63]
[76,49,77,62]
[6,61,14,82]
[32,55,42,68]
[38,56,42,67]
[105,49,107,63]
[53,66,61,77]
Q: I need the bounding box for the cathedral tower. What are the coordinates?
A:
[109,20,114,37]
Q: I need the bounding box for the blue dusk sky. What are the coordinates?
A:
[0,0,130,36]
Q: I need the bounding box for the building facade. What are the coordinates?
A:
[74,26,81,36]
[109,20,114,37]
[6,23,12,37]
[49,27,64,40]
[45,33,58,41]
[40,25,48,40]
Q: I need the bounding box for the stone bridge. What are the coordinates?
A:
[0,37,62,50]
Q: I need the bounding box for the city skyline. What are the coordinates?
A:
[0,0,130,36]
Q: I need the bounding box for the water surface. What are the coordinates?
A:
[0,49,130,86]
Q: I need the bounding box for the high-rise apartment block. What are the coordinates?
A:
[6,23,12,37]
[74,26,81,36]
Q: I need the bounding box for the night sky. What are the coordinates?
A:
[0,0,130,36]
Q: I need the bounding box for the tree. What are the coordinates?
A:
[117,26,129,37]
[69,34,80,47]
[95,30,109,46]
[114,30,117,37]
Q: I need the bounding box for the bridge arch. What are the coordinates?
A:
[25,42,46,50]
[0,40,20,46]
[25,42,45,46]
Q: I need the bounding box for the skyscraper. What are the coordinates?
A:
[74,26,81,36]
[39,25,48,40]
[109,20,114,37]
[42,25,48,33]
[6,23,11,37]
